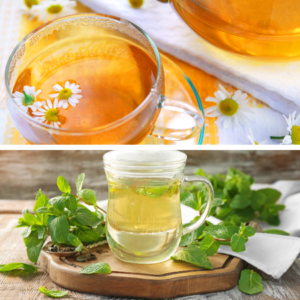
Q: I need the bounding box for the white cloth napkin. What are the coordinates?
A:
[98,180,300,279]
[79,0,300,116]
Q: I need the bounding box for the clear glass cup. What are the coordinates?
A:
[5,13,204,144]
[158,0,300,60]
[103,150,214,264]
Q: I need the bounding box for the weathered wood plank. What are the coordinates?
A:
[0,150,300,201]
[0,214,299,300]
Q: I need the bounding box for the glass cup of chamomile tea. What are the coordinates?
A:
[5,13,204,145]
[103,150,213,264]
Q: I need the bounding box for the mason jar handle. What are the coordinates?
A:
[182,175,214,235]
[149,96,204,142]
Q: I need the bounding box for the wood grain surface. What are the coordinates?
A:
[0,214,300,300]
[0,150,300,200]
[39,242,242,299]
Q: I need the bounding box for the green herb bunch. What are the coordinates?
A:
[183,168,284,226]
[14,174,107,263]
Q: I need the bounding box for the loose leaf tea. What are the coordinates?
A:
[239,269,264,295]
[79,262,112,275]
[39,286,68,298]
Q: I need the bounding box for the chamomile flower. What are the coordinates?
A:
[129,0,144,8]
[19,0,39,13]
[49,81,82,109]
[32,98,61,128]
[204,84,253,129]
[247,128,269,145]
[30,0,76,23]
[281,111,300,145]
[13,86,43,113]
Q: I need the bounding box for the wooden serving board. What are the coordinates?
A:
[40,242,243,299]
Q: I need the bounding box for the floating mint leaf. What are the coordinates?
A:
[171,246,213,269]
[264,229,290,236]
[180,192,200,211]
[39,286,68,298]
[0,262,39,273]
[135,186,169,199]
[199,235,220,256]
[78,189,97,206]
[80,262,112,274]
[76,173,85,194]
[48,215,69,244]
[238,269,263,295]
[57,176,71,193]
[230,195,251,209]
[169,184,179,197]
[230,233,247,252]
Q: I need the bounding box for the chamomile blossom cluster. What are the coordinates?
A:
[280,111,300,145]
[20,0,76,23]
[12,81,82,128]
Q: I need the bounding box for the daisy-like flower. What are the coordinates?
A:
[280,111,300,145]
[247,128,269,145]
[32,98,61,128]
[19,0,39,13]
[204,84,253,129]
[30,0,76,23]
[49,81,82,109]
[13,86,43,113]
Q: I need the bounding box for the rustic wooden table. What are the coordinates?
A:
[0,201,299,300]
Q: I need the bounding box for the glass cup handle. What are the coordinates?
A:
[182,175,214,235]
[149,96,204,141]
[157,0,170,2]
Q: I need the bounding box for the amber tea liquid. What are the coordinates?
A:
[13,34,157,143]
[172,0,300,59]
[107,178,182,264]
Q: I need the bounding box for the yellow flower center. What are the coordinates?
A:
[59,88,72,99]
[291,125,300,145]
[45,108,59,123]
[129,0,144,8]
[47,4,63,14]
[24,0,38,9]
[219,98,239,116]
[254,141,259,145]
[23,91,35,106]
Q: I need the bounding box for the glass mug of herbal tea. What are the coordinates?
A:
[103,150,213,264]
[5,13,203,144]
[158,0,300,60]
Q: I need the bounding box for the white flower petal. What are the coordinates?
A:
[54,98,58,108]
[205,96,219,104]
[47,99,52,108]
[63,102,69,109]
[49,93,59,98]
[281,135,293,145]
[53,84,63,91]
[13,91,24,98]
[223,117,232,129]
[65,81,70,88]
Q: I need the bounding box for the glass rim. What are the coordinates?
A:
[5,13,163,135]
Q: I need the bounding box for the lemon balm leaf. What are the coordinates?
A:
[239,269,263,295]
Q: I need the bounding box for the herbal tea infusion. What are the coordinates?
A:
[107,179,182,264]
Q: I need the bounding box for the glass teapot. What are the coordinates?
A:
[158,0,300,60]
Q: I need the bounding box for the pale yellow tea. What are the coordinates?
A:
[12,34,157,144]
[107,179,182,264]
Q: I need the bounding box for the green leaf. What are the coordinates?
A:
[24,213,39,225]
[36,207,53,214]
[75,244,83,252]
[72,226,101,244]
[230,233,247,252]
[250,191,266,211]
[179,217,205,247]
[80,262,111,274]
[67,233,82,247]
[264,229,290,236]
[39,286,68,298]
[20,227,32,238]
[35,189,43,201]
[171,246,213,269]
[71,206,102,227]
[199,235,220,256]
[57,176,71,193]
[65,194,77,212]
[22,208,29,216]
[180,192,200,211]
[243,226,256,237]
[0,263,39,273]
[37,227,46,239]
[78,189,97,206]
[33,194,49,213]
[204,225,239,240]
[24,230,47,263]
[76,173,85,194]
[95,223,106,237]
[230,195,251,209]
[234,207,255,223]
[238,269,263,295]
[48,215,70,244]
[52,197,65,215]
[135,185,169,199]
[259,188,281,205]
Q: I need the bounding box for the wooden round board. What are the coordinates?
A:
[40,242,243,299]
